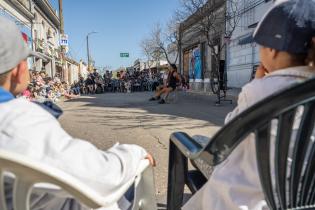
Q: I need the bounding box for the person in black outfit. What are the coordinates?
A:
[85,75,95,94]
[149,64,181,104]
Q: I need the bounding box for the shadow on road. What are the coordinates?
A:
[59,92,229,207]
[63,92,235,128]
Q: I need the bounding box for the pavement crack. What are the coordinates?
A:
[136,114,167,150]
[152,135,167,150]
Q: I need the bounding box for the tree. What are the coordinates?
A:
[140,28,163,74]
[165,16,181,64]
[140,38,154,71]
[140,20,181,66]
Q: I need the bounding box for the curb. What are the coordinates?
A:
[177,89,240,104]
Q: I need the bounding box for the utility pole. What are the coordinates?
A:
[59,0,64,34]
[58,0,66,81]
[87,35,90,71]
[86,32,97,72]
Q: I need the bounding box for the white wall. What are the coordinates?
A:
[67,63,79,84]
[226,0,273,88]
[33,6,60,76]
[0,1,31,26]
[79,62,89,79]
[72,64,79,84]
[33,9,59,52]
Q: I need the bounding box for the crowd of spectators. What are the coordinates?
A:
[74,69,189,95]
[20,68,189,103]
[20,71,78,102]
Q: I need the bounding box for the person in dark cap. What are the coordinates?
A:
[183,1,315,209]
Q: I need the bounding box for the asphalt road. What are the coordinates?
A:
[58,91,236,207]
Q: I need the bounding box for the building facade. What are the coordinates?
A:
[226,0,273,88]
[178,0,226,92]
[134,58,169,73]
[0,0,64,79]
[32,0,61,78]
[79,60,89,79]
[0,0,34,67]
[65,57,79,84]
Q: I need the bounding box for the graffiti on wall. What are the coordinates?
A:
[185,46,202,80]
[193,48,202,79]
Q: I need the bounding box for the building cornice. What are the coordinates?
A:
[66,57,79,66]
[180,0,225,32]
[34,0,60,29]
[4,0,34,21]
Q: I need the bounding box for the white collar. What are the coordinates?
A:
[265,66,315,79]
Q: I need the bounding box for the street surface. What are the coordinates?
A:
[58,91,236,207]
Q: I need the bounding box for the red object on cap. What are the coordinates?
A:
[21,32,28,43]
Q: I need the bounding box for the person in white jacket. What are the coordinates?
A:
[183,0,315,209]
[0,16,155,210]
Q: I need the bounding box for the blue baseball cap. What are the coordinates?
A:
[253,0,315,54]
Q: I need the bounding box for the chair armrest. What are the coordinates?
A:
[0,150,154,209]
[170,132,218,179]
[170,132,204,160]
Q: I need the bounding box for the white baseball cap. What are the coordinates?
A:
[0,16,38,74]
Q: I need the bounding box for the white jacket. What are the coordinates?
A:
[0,97,147,210]
[183,66,315,210]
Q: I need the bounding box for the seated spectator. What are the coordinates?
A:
[181,74,189,90]
[183,1,315,209]
[54,74,61,83]
[21,84,32,101]
[0,16,155,210]
[85,75,95,94]
[149,64,181,104]
[95,76,105,93]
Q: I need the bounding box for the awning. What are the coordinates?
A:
[238,33,254,45]
[34,52,51,62]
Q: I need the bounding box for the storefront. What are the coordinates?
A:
[0,2,34,69]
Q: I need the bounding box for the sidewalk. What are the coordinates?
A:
[179,88,241,104]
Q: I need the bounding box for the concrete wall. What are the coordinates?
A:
[0,0,34,69]
[33,6,60,76]
[67,61,79,84]
[226,0,273,88]
[79,62,89,79]
[179,2,225,92]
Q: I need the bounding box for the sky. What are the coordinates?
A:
[49,0,180,70]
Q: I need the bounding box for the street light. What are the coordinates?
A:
[86,31,98,71]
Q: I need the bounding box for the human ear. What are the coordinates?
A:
[15,62,25,83]
[13,61,28,83]
[10,67,19,83]
[270,48,278,59]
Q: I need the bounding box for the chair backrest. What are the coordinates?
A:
[196,78,315,209]
[0,150,157,210]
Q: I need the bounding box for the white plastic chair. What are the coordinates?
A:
[0,149,157,210]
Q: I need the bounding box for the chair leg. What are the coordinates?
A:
[167,141,188,210]
[132,166,157,210]
[0,172,8,210]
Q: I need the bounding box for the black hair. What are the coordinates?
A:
[307,39,315,67]
[170,64,177,71]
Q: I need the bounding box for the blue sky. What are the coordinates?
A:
[50,0,180,70]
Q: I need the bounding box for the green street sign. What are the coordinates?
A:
[120,53,129,58]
